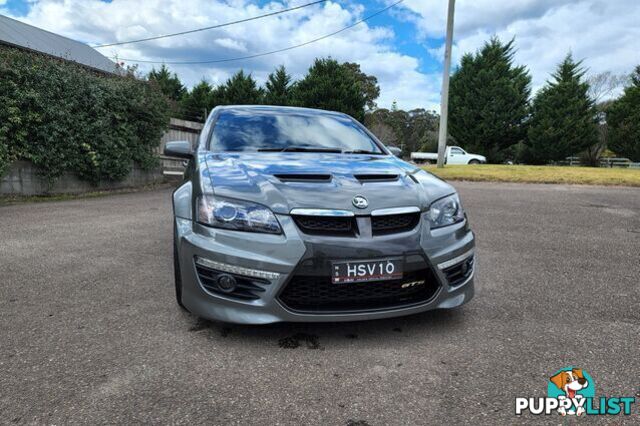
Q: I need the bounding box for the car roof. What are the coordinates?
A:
[216,105,349,118]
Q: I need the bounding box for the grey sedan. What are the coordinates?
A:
[165,105,475,324]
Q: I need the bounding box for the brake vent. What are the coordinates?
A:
[354,174,399,183]
[274,174,332,183]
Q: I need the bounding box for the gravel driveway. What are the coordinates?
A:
[1,182,638,424]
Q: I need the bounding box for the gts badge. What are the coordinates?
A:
[401,280,425,289]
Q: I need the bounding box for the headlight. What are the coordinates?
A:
[427,194,465,229]
[197,195,282,234]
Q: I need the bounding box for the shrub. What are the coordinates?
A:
[0,140,9,177]
[0,45,169,183]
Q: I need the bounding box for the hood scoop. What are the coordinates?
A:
[274,173,332,183]
[354,174,399,183]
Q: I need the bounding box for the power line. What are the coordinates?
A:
[93,0,329,48]
[110,0,404,65]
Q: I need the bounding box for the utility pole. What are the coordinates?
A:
[437,0,456,168]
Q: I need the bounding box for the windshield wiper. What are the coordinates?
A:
[342,149,384,155]
[257,146,342,153]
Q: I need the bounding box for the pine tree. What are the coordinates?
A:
[264,65,293,106]
[527,55,598,164]
[147,65,186,101]
[216,70,264,105]
[607,66,640,161]
[292,58,367,121]
[449,37,531,162]
[180,80,213,122]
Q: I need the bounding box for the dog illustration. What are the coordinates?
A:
[550,368,589,416]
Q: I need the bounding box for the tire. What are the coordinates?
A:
[468,159,481,165]
[173,223,188,311]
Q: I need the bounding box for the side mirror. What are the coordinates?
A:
[387,146,402,157]
[164,141,193,159]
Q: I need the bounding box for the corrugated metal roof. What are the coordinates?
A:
[0,14,117,74]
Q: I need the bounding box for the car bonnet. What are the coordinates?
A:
[199,152,455,215]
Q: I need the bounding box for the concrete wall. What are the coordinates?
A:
[0,160,163,196]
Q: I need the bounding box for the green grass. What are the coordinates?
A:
[423,164,640,187]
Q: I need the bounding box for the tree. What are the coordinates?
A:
[607,66,640,161]
[449,37,531,162]
[580,71,631,165]
[587,71,628,103]
[181,80,213,122]
[580,100,613,166]
[406,108,439,154]
[264,65,293,106]
[365,108,400,146]
[527,54,598,164]
[147,65,186,101]
[292,58,367,121]
[365,107,439,156]
[216,70,264,105]
[342,62,380,110]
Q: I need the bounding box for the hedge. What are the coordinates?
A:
[0,45,170,183]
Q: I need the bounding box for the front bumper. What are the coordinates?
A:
[175,213,475,324]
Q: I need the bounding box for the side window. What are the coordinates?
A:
[450,147,464,155]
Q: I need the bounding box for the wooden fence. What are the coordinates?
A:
[563,156,639,168]
[159,118,203,177]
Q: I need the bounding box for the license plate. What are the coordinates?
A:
[331,258,403,284]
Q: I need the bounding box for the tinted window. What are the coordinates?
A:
[450,147,464,155]
[209,109,383,153]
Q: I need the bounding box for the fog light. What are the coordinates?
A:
[217,274,237,292]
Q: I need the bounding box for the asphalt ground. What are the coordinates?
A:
[1,182,639,425]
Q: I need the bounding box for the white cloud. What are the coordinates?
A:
[8,0,435,110]
[8,0,639,111]
[400,0,640,94]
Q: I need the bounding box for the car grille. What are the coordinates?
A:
[292,216,357,236]
[371,213,420,235]
[442,255,474,287]
[278,268,440,313]
[292,212,421,237]
[195,264,270,300]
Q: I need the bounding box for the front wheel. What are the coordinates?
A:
[468,159,481,165]
[173,223,187,311]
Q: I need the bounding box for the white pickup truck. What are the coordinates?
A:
[410,146,486,165]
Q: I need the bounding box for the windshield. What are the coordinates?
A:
[208,109,384,154]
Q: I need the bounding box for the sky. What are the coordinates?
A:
[1,0,639,111]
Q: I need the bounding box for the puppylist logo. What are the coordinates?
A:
[515,367,637,416]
